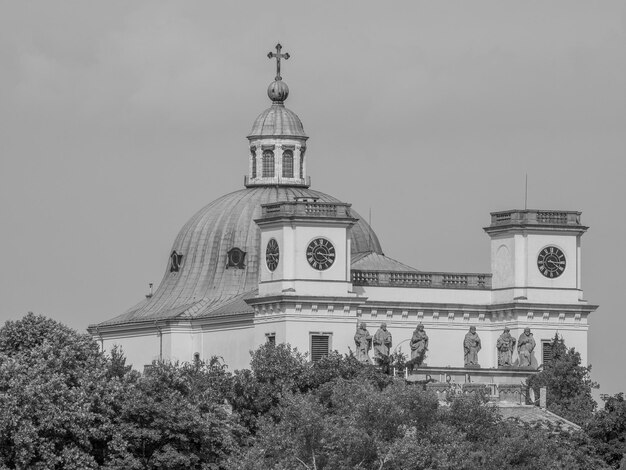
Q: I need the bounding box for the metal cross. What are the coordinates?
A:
[267,43,290,81]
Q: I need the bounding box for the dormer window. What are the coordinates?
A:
[282,150,294,177]
[227,247,246,269]
[170,251,183,272]
[262,150,275,177]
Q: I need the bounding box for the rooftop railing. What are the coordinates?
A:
[351,270,492,289]
[260,201,353,219]
[489,210,582,227]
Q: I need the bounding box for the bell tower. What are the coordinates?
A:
[484,210,588,304]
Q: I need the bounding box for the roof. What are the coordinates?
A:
[95,186,382,327]
[498,404,581,431]
[248,103,307,138]
[351,252,419,272]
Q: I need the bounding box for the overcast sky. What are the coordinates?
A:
[1,1,624,395]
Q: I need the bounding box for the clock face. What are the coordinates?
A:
[537,246,566,278]
[265,238,279,272]
[306,237,336,271]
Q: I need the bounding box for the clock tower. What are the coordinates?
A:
[484,210,588,304]
[255,198,358,297]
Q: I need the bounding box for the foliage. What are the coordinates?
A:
[228,377,608,470]
[104,360,242,469]
[229,345,392,433]
[527,333,598,426]
[229,343,309,431]
[587,393,626,468]
[0,313,111,469]
[0,314,242,469]
[0,314,622,469]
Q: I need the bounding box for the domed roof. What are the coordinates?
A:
[248,103,307,138]
[101,186,382,325]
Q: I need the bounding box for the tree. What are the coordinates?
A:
[0,313,243,469]
[527,333,598,426]
[587,393,626,468]
[0,313,112,469]
[105,360,242,469]
[230,343,309,431]
[229,345,394,434]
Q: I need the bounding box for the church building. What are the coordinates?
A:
[89,45,596,393]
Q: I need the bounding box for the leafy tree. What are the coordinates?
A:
[0,313,243,469]
[104,360,242,469]
[229,344,393,433]
[228,375,608,470]
[0,313,112,469]
[527,333,598,426]
[587,393,626,468]
[228,379,439,469]
[230,343,309,431]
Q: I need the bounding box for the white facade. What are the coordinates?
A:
[94,206,595,374]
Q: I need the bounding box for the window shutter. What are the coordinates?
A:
[311,335,329,362]
[542,341,553,365]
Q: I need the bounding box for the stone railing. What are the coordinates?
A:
[351,270,491,289]
[260,200,352,219]
[489,209,582,227]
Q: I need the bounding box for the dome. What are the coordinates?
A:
[248,103,307,138]
[102,186,383,325]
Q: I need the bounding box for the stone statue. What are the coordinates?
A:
[410,324,429,366]
[496,327,516,367]
[463,326,481,367]
[517,327,536,367]
[373,322,392,360]
[354,322,372,363]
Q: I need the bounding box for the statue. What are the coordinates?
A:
[410,324,429,366]
[354,322,372,363]
[517,327,536,367]
[496,327,516,367]
[373,322,392,361]
[463,326,481,367]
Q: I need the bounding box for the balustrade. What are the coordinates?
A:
[260,200,351,219]
[351,270,491,289]
[489,209,582,227]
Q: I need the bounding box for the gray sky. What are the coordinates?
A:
[1,1,624,396]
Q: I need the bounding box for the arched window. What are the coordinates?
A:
[262,150,275,177]
[282,150,294,177]
[250,147,257,178]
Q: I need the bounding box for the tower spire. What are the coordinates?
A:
[267,43,290,81]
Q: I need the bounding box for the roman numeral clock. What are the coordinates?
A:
[537,246,566,278]
[306,237,336,270]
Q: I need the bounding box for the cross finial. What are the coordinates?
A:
[267,43,290,81]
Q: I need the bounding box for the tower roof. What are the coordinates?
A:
[248,102,307,139]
